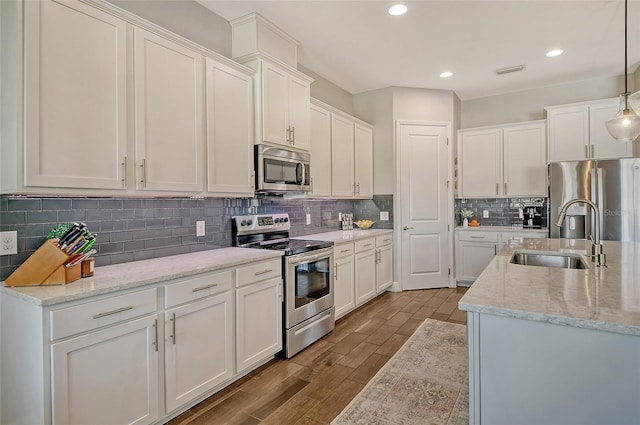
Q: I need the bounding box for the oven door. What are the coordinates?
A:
[285,247,334,329]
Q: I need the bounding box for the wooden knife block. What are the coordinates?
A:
[5,239,75,286]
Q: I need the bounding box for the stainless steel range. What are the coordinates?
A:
[232,213,334,358]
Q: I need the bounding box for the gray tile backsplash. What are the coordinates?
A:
[454,197,548,227]
[0,194,394,280]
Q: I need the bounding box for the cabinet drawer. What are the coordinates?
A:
[334,242,355,259]
[375,234,393,247]
[457,231,499,243]
[355,238,375,253]
[236,258,282,288]
[50,288,157,340]
[165,270,233,308]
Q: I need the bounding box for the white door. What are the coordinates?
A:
[309,104,332,197]
[459,128,501,197]
[331,114,355,197]
[260,61,289,146]
[589,100,633,159]
[354,123,374,198]
[289,75,311,151]
[399,123,451,290]
[134,28,204,192]
[503,122,547,197]
[165,292,233,413]
[205,58,254,195]
[51,315,159,425]
[334,255,355,319]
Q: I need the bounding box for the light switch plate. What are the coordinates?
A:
[306,213,311,225]
[0,231,18,255]
[196,221,205,237]
[483,210,489,218]
[380,211,389,221]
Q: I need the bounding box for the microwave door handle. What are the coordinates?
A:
[301,162,307,188]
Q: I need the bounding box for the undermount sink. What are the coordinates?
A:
[510,251,589,270]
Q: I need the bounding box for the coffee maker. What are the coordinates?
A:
[520,202,543,228]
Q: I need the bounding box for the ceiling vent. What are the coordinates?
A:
[495,64,526,75]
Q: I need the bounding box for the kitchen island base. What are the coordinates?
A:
[467,312,640,425]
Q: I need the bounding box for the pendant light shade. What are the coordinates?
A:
[628,90,640,115]
[605,93,640,142]
[605,0,640,142]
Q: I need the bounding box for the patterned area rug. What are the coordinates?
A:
[332,319,469,425]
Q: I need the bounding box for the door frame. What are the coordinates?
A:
[393,120,455,290]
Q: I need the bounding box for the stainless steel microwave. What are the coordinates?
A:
[255,145,310,193]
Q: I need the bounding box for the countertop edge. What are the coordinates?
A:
[295,229,393,244]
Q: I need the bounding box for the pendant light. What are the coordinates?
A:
[605,0,640,142]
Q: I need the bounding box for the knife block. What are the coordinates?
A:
[5,239,72,286]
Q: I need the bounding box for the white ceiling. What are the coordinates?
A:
[196,0,640,101]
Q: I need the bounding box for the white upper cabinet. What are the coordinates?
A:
[354,123,374,198]
[205,58,254,195]
[254,58,312,150]
[546,98,632,162]
[24,0,127,190]
[331,113,356,197]
[309,103,332,197]
[134,28,204,193]
[458,121,546,198]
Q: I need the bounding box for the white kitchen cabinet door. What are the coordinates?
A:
[457,242,497,282]
[547,105,589,162]
[236,277,282,374]
[205,58,254,195]
[134,28,204,192]
[289,74,311,151]
[331,114,355,197]
[260,61,289,146]
[334,255,355,319]
[503,122,547,196]
[354,123,374,198]
[309,104,332,197]
[24,0,127,190]
[355,249,376,305]
[589,100,633,159]
[165,292,233,413]
[376,244,393,294]
[459,128,501,197]
[51,315,159,425]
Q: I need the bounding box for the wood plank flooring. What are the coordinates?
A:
[166,287,468,425]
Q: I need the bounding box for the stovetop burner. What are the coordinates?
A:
[252,239,333,256]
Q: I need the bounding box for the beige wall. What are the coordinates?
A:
[107,0,231,57]
[461,75,624,128]
[392,87,455,123]
[298,65,354,115]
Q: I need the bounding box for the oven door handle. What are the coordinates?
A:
[287,249,333,265]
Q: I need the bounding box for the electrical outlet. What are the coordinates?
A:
[380,211,390,221]
[483,210,489,218]
[0,231,18,255]
[196,221,205,237]
[306,213,311,225]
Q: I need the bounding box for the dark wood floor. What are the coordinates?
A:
[166,287,468,425]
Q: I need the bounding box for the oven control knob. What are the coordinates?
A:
[275,218,281,223]
[284,217,289,222]
[247,220,253,226]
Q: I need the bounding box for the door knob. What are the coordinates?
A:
[403,226,414,231]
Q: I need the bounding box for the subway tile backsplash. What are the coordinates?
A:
[0,194,394,280]
[454,197,548,227]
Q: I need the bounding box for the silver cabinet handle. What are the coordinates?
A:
[286,127,291,144]
[496,183,499,195]
[310,177,314,192]
[121,156,127,186]
[339,249,351,254]
[470,235,485,239]
[192,283,219,292]
[170,313,176,345]
[250,170,255,189]
[363,243,373,247]
[353,183,357,195]
[153,319,158,352]
[585,145,589,159]
[403,226,414,231]
[140,159,146,187]
[504,182,507,195]
[291,126,295,144]
[254,269,273,276]
[356,182,360,195]
[383,238,391,243]
[591,144,595,158]
[93,306,133,319]
[334,263,338,280]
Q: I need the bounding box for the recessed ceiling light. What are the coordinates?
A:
[440,71,453,78]
[388,4,408,16]
[546,49,564,57]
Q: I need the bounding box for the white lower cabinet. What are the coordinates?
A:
[51,314,159,425]
[235,275,283,374]
[354,239,377,305]
[333,243,355,319]
[164,292,233,413]
[375,235,393,293]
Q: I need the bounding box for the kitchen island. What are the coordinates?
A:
[459,238,640,425]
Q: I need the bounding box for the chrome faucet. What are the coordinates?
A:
[555,198,607,267]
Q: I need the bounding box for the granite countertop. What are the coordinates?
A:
[459,238,640,336]
[455,225,548,233]
[295,229,393,244]
[1,248,283,306]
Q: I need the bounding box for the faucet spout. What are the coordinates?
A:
[555,198,607,267]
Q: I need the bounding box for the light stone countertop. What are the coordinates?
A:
[455,225,548,233]
[295,229,393,244]
[459,238,640,336]
[1,248,283,306]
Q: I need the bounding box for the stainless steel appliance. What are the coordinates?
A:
[549,159,640,241]
[255,145,310,193]
[232,213,334,358]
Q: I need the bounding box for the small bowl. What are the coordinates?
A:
[355,220,375,230]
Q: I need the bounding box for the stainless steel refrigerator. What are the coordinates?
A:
[549,159,640,241]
